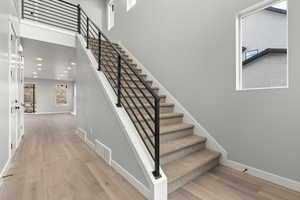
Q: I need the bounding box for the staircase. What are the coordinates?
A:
[88,39,221,194]
[21,0,221,194]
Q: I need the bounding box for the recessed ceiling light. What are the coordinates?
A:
[71,62,76,66]
[67,67,72,70]
[36,57,43,61]
[37,67,42,71]
[37,63,42,67]
[64,70,68,73]
[60,74,64,77]
[33,72,37,75]
[33,76,38,78]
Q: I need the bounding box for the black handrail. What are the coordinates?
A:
[21,0,161,179]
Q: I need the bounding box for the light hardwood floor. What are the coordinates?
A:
[0,114,146,200]
[1,114,300,200]
[169,166,300,200]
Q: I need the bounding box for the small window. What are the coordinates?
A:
[245,50,259,59]
[108,1,115,30]
[236,0,288,90]
[127,0,136,11]
[56,84,67,105]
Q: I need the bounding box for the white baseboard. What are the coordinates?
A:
[223,160,300,192]
[118,42,228,162]
[0,157,12,186]
[0,134,24,186]
[111,160,151,199]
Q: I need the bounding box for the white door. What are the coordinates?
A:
[9,23,21,156]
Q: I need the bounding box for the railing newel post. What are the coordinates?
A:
[153,96,161,178]
[116,55,122,107]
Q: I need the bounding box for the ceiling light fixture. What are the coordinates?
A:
[36,57,43,61]
[64,70,68,73]
[33,76,38,78]
[33,72,37,75]
[37,67,42,71]
[67,67,72,70]
[71,62,76,66]
[60,74,64,77]
[37,63,42,67]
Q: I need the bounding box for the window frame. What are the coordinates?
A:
[236,0,289,91]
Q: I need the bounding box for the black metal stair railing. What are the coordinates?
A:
[21,0,162,179]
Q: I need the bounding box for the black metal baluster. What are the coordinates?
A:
[86,18,89,49]
[98,31,101,71]
[22,0,25,19]
[116,55,122,107]
[153,97,161,178]
[77,4,81,34]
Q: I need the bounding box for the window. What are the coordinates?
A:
[236,0,288,90]
[127,0,136,11]
[56,84,67,105]
[245,49,259,59]
[108,1,115,30]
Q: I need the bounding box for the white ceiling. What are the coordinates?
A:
[23,38,76,81]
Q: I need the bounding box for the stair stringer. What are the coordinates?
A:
[118,42,228,164]
[77,35,168,200]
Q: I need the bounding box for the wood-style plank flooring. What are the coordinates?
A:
[0,114,146,200]
[169,166,300,200]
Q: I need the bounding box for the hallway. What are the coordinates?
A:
[0,114,145,200]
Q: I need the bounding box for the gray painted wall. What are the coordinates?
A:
[106,0,300,182]
[69,0,107,29]
[75,39,149,187]
[0,0,19,172]
[24,78,74,113]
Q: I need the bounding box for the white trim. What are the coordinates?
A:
[20,19,75,37]
[235,0,289,91]
[86,138,95,149]
[224,160,300,192]
[112,160,151,198]
[25,111,72,115]
[78,35,167,200]
[118,42,228,163]
[126,0,136,12]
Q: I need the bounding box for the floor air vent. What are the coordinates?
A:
[95,139,112,165]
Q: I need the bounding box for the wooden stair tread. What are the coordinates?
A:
[160,135,206,156]
[132,112,183,122]
[162,150,221,183]
[125,102,174,109]
[160,123,194,135]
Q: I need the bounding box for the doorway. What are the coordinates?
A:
[24,83,36,113]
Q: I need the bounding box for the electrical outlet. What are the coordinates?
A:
[242,168,248,173]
